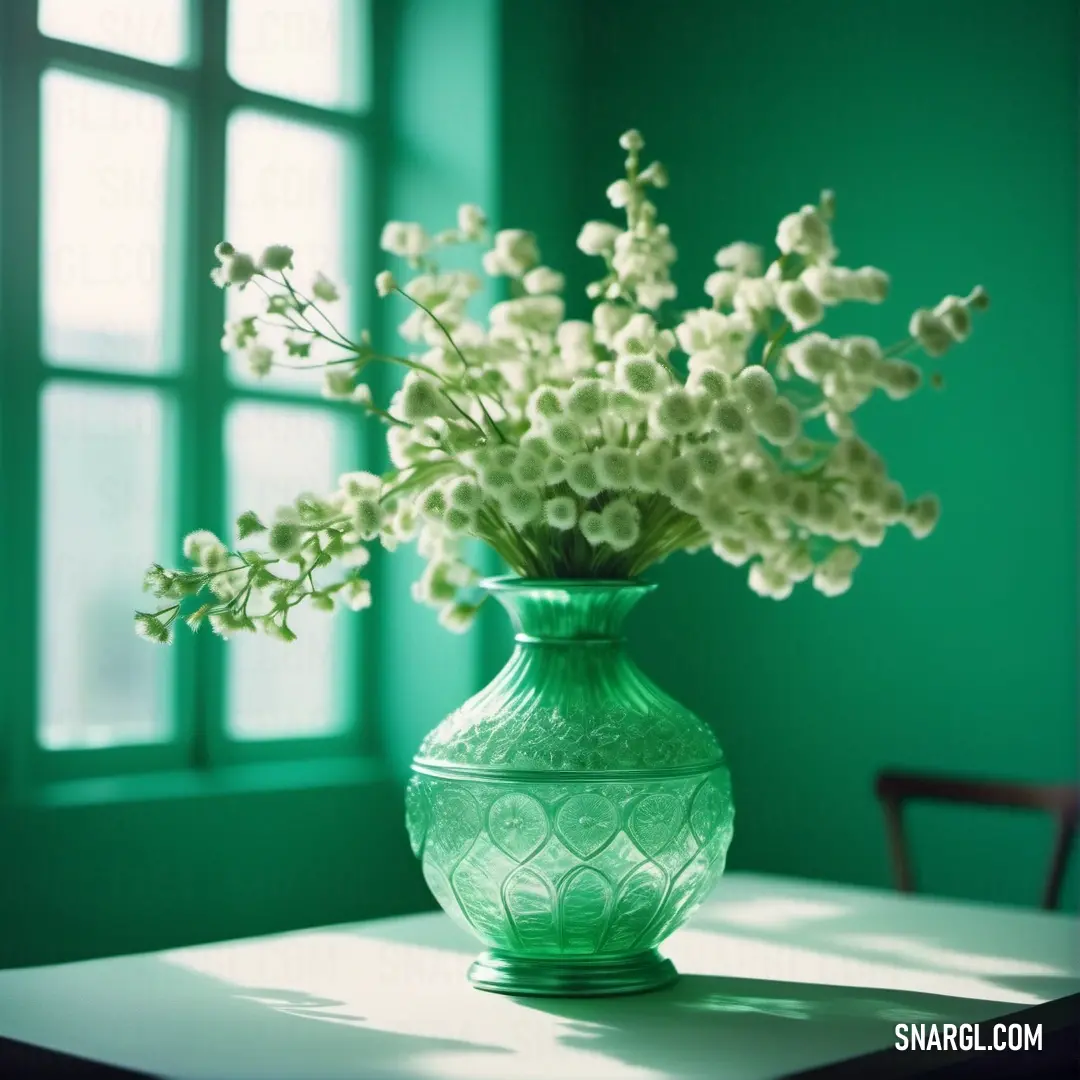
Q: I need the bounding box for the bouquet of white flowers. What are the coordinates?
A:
[136,129,987,644]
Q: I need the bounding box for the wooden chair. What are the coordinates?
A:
[874,770,1080,911]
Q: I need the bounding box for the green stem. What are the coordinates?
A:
[761,320,791,367]
[391,285,507,443]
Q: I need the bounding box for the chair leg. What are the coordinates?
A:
[882,797,914,893]
[1043,814,1077,911]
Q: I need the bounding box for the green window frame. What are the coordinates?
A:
[0,0,390,799]
[0,0,504,969]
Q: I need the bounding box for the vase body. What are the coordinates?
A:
[406,577,734,997]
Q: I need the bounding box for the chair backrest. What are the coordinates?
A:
[874,770,1080,911]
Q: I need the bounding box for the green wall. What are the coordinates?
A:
[539,0,1077,909]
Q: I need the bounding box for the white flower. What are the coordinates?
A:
[375,270,397,297]
[215,250,257,287]
[438,601,479,633]
[615,354,664,397]
[826,409,855,438]
[351,497,383,539]
[800,265,851,305]
[595,446,634,489]
[733,366,776,410]
[183,529,227,568]
[909,309,953,357]
[548,418,584,454]
[400,375,444,421]
[511,451,546,487]
[749,561,793,600]
[905,494,941,539]
[619,129,644,151]
[500,486,542,526]
[566,453,603,498]
[579,509,607,546]
[812,544,861,596]
[713,535,751,566]
[839,336,881,376]
[566,378,606,420]
[852,267,889,303]
[934,295,972,341]
[606,179,634,208]
[711,399,746,437]
[577,221,622,255]
[344,578,373,611]
[611,312,660,356]
[322,370,355,399]
[527,386,564,423]
[601,498,640,551]
[753,398,801,446]
[733,277,775,318]
[457,204,487,240]
[312,272,339,302]
[714,242,764,276]
[221,316,257,352]
[776,280,825,331]
[556,320,596,369]
[482,229,539,277]
[775,205,836,262]
[490,296,565,337]
[874,360,922,400]
[544,495,578,530]
[635,280,677,310]
[341,472,381,502]
[380,221,430,259]
[676,309,754,373]
[704,271,741,306]
[245,344,274,378]
[268,518,305,557]
[785,333,837,381]
[593,302,633,346]
[652,388,699,436]
[638,161,669,188]
[258,244,294,272]
[447,477,482,510]
[522,266,565,295]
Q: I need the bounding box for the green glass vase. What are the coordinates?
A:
[406,577,735,997]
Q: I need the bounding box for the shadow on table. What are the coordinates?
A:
[10,952,509,1080]
[690,886,1078,1003]
[516,973,1003,1080]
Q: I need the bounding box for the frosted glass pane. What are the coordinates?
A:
[227,0,367,109]
[224,112,356,394]
[226,403,353,740]
[39,385,173,749]
[39,0,189,66]
[41,72,175,372]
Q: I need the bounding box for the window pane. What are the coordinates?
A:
[41,71,177,372]
[38,0,190,66]
[39,385,174,749]
[227,0,368,109]
[225,403,355,740]
[224,111,358,394]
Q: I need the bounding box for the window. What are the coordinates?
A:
[1,0,376,790]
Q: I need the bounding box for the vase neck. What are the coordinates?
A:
[483,578,654,644]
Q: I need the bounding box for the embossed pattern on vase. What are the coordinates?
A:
[407,770,733,957]
[408,579,735,973]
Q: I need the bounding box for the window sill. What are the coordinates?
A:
[21,755,390,809]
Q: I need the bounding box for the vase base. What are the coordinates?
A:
[467,948,678,998]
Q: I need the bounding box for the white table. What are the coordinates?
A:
[0,872,1076,1079]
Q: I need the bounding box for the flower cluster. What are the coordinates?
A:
[136,130,987,644]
